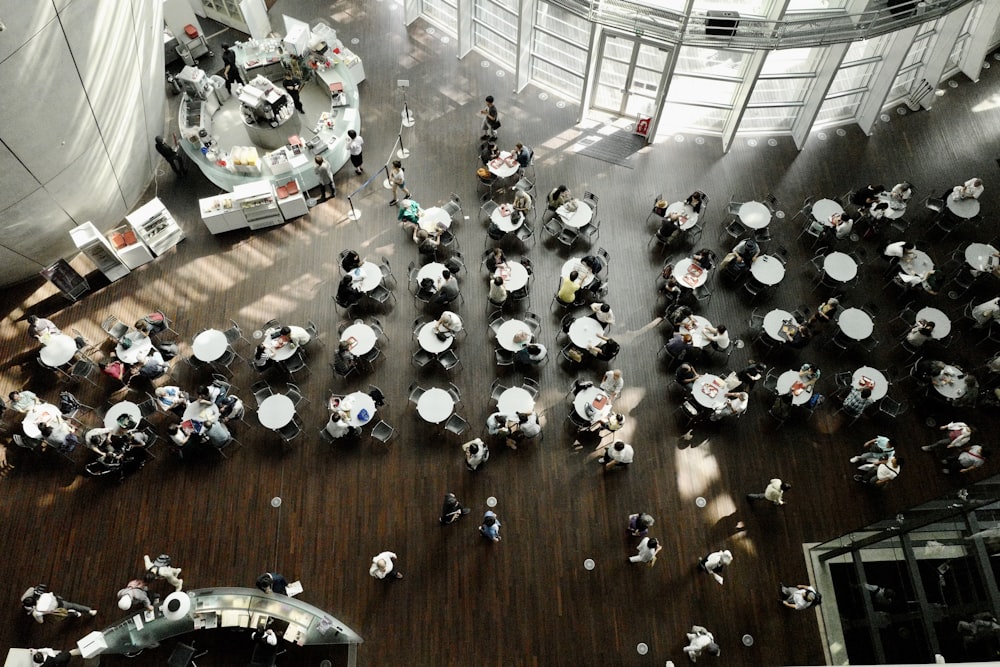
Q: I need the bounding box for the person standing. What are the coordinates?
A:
[439,492,471,525]
[479,510,502,542]
[628,537,662,565]
[21,585,97,623]
[117,579,155,612]
[854,455,903,487]
[388,160,409,205]
[698,549,733,585]
[369,551,403,580]
[627,512,655,537]
[746,479,791,506]
[781,583,822,610]
[221,43,242,93]
[314,156,335,201]
[347,130,365,174]
[480,95,499,140]
[922,421,973,451]
[600,369,624,399]
[282,71,304,113]
[591,440,634,470]
[255,572,288,595]
[154,136,186,176]
[462,437,489,471]
[683,625,720,662]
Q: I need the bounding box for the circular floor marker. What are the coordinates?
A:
[695,496,707,508]
[880,114,891,122]
[271,497,282,508]
[351,38,360,45]
[441,36,450,44]
[496,70,505,78]
[767,138,777,147]
[734,339,745,349]
[481,61,491,68]
[427,27,436,35]
[695,137,705,145]
[983,62,991,69]
[637,643,648,655]
[486,496,498,507]
[898,107,910,115]
[743,634,754,646]
[556,101,566,109]
[934,89,945,97]
[817,132,828,141]
[775,210,785,219]
[538,93,549,101]
[675,135,685,142]
[994,52,1000,60]
[746,138,758,147]
[836,128,847,137]
[948,80,958,88]
[584,559,595,570]
[252,330,263,339]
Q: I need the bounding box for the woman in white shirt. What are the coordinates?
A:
[346,130,364,174]
[628,536,662,564]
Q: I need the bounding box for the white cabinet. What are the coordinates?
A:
[126,197,185,256]
[274,178,309,219]
[234,180,284,230]
[70,222,130,282]
[199,195,249,234]
[110,226,155,269]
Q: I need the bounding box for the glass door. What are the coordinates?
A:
[591,33,672,118]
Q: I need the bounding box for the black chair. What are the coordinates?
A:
[168,641,207,667]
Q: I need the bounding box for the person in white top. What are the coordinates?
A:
[462,437,489,471]
[953,177,984,200]
[683,625,720,661]
[600,369,624,398]
[712,392,748,420]
[883,240,915,258]
[889,181,912,202]
[346,129,364,174]
[435,311,463,334]
[971,297,999,326]
[325,413,352,439]
[596,440,634,469]
[828,212,853,239]
[703,324,730,350]
[369,551,402,579]
[628,536,662,564]
[923,421,973,451]
[698,549,733,585]
[589,302,615,329]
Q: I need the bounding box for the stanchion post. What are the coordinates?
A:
[347,195,361,222]
[397,132,410,160]
[398,79,415,127]
[382,163,393,190]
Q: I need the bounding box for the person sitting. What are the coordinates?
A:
[556,270,584,306]
[869,201,890,221]
[675,362,700,389]
[413,229,440,257]
[883,240,915,259]
[38,419,77,452]
[155,386,189,416]
[841,386,874,417]
[99,359,130,383]
[512,142,532,170]
[712,391,749,420]
[899,269,944,295]
[514,343,547,366]
[905,319,936,347]
[720,238,759,279]
[486,412,511,438]
[950,177,984,200]
[26,315,60,340]
[277,325,310,347]
[736,361,766,389]
[889,181,912,202]
[335,275,363,308]
[326,412,356,439]
[685,190,705,214]
[433,269,460,305]
[479,141,498,166]
[851,184,885,206]
[547,185,570,211]
[485,248,507,273]
[397,198,422,228]
[581,254,605,277]
[826,212,854,241]
[971,297,1000,327]
[703,324,730,352]
[218,395,245,423]
[332,340,358,376]
[589,303,615,330]
[340,250,362,273]
[786,323,812,348]
[435,311,463,335]
[252,344,273,371]
[660,275,682,306]
[587,337,620,362]
[512,188,532,224]
[135,350,169,380]
[666,332,693,359]
[8,390,40,413]
[486,276,508,308]
[507,411,541,448]
[657,212,685,246]
[692,248,717,271]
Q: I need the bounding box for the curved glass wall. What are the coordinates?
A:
[420,0,1000,149]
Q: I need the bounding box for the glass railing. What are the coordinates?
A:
[547,0,977,49]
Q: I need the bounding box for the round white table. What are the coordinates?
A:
[691,374,728,409]
[261,328,298,362]
[874,193,906,219]
[568,317,605,348]
[183,400,220,423]
[494,261,529,291]
[915,307,951,339]
[574,387,611,423]
[837,308,874,340]
[776,369,814,406]
[416,388,455,424]
[115,332,154,364]
[677,315,713,348]
[556,200,593,229]
[496,319,531,352]
[257,394,295,430]
[487,152,519,179]
[418,207,452,233]
[561,258,596,287]
[339,323,377,356]
[898,250,934,277]
[665,201,698,230]
[349,263,382,293]
[750,255,786,286]
[672,258,708,289]
[812,198,843,223]
[739,201,772,229]
[964,242,998,271]
[104,401,141,431]
[39,334,78,368]
[763,309,796,342]
[22,403,62,439]
[192,329,228,362]
[416,262,447,286]
[933,366,968,400]
[497,387,535,416]
[490,203,524,232]
[418,322,454,353]
[946,195,980,219]
[852,367,889,401]
[338,392,377,427]
[823,252,858,282]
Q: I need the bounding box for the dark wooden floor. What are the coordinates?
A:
[2,2,999,665]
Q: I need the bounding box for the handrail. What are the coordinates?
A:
[546,0,978,50]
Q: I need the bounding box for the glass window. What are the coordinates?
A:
[815,91,863,125]
[827,61,879,96]
[473,0,519,67]
[690,0,769,16]
[666,75,739,106]
[421,0,458,33]
[749,77,814,105]
[785,0,848,9]
[659,103,729,132]
[529,2,590,100]
[739,106,799,132]
[760,47,823,75]
[674,46,748,78]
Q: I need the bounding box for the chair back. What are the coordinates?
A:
[444,414,470,436]
[407,383,425,404]
[371,420,395,446]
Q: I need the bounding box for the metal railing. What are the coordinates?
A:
[547,0,977,49]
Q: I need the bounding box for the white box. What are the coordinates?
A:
[77,630,109,658]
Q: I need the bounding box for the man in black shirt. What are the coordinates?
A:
[154,136,185,176]
[221,43,243,93]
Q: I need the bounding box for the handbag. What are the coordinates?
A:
[489,117,501,130]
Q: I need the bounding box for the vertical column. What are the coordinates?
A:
[957,1,1000,82]
[513,0,537,93]
[919,3,975,108]
[855,25,919,134]
[403,0,422,26]
[789,43,850,150]
[456,0,474,58]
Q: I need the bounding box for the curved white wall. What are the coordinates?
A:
[0,0,165,286]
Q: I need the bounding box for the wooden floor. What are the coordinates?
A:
[2,2,1000,665]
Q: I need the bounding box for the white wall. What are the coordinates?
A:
[0,0,166,286]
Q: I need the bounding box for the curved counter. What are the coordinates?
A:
[178,61,360,192]
[78,586,362,656]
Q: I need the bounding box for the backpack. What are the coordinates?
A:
[58,392,81,414]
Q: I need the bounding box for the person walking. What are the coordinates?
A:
[698,549,733,585]
[627,512,655,537]
[439,492,471,525]
[314,156,335,201]
[922,421,973,452]
[369,551,402,580]
[388,160,409,205]
[781,582,822,610]
[221,43,243,93]
[683,625,720,662]
[628,536,662,565]
[347,130,365,174]
[154,136,186,176]
[479,510,502,542]
[462,437,489,471]
[480,95,500,140]
[116,579,155,612]
[746,478,791,506]
[21,585,97,623]
[282,71,304,113]
[854,455,903,487]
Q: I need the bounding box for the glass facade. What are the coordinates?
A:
[421,0,999,148]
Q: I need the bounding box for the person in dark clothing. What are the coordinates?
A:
[736,362,767,390]
[154,136,185,176]
[221,43,243,93]
[336,276,363,308]
[439,492,471,524]
[255,572,287,595]
[282,71,304,113]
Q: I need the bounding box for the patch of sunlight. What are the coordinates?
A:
[675,439,720,500]
[614,386,646,414]
[541,128,586,152]
[707,494,737,521]
[971,94,1000,113]
[617,317,663,345]
[240,294,301,325]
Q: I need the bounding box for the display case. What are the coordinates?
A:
[126,197,185,256]
[70,222,130,282]
[233,180,284,230]
[274,178,309,219]
[199,194,248,235]
[108,226,155,269]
